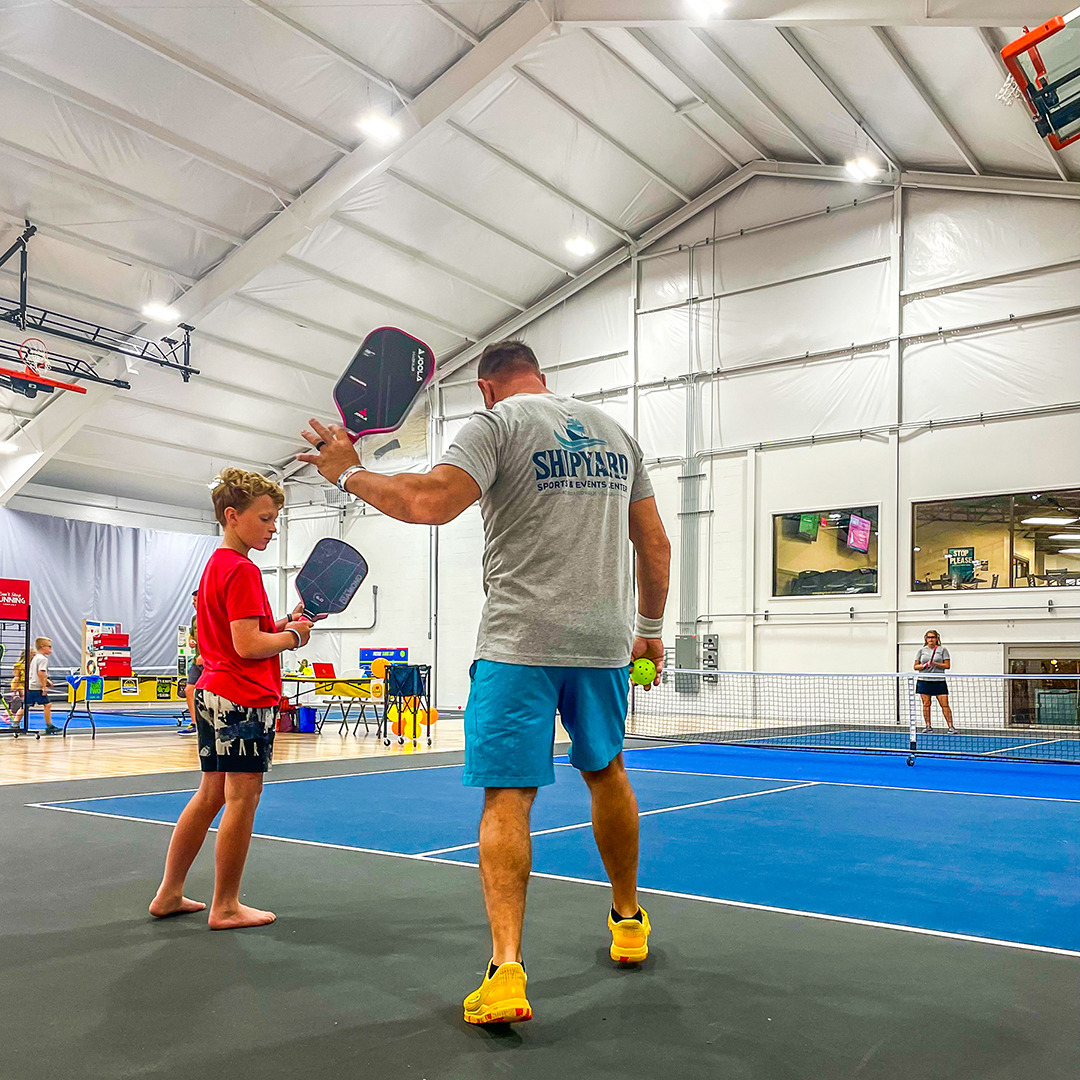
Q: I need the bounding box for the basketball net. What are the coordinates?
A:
[996,74,1025,106]
[19,338,49,374]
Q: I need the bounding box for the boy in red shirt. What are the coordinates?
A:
[150,469,312,930]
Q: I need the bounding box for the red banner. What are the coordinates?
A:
[0,578,30,620]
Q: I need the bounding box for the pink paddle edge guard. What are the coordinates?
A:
[335,325,436,443]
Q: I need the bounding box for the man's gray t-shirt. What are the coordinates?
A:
[915,645,949,680]
[441,393,654,668]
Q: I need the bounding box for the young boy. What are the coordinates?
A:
[149,469,312,930]
[27,638,61,736]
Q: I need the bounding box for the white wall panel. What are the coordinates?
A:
[655,177,885,254]
[436,506,486,708]
[638,384,686,460]
[715,351,895,447]
[520,264,630,368]
[899,412,1080,508]
[904,267,1080,334]
[717,259,892,368]
[592,392,631,433]
[710,200,891,297]
[904,191,1080,290]
[755,621,892,673]
[546,354,631,398]
[902,317,1080,421]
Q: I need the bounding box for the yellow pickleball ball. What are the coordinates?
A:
[630,658,657,686]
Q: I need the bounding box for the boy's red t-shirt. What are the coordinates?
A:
[196,547,281,708]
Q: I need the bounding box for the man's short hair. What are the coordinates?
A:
[477,340,541,381]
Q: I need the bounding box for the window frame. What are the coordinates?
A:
[909,487,1080,594]
[770,503,882,599]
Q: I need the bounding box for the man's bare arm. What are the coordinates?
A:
[628,496,670,688]
[298,419,480,526]
[629,496,670,620]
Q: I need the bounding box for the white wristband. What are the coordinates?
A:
[336,465,364,493]
[635,613,664,639]
[285,628,302,650]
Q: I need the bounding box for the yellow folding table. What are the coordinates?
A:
[281,675,383,735]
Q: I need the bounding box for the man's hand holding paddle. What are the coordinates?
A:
[299,419,359,488]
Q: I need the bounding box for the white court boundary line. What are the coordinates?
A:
[980,738,1077,756]
[416,782,817,856]
[27,760,468,804]
[613,763,1080,803]
[29,800,1080,960]
[28,754,1080,808]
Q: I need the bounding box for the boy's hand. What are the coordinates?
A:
[286,620,312,648]
[290,600,327,625]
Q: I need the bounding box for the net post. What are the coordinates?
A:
[905,672,918,760]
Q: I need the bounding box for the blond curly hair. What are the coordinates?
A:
[211,467,284,526]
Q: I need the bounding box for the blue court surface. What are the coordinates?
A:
[36,745,1080,954]
[18,710,184,732]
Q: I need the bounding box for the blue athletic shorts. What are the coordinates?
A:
[463,659,630,788]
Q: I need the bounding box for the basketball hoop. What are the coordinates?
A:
[19,338,49,375]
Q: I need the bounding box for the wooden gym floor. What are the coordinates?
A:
[0,721,466,785]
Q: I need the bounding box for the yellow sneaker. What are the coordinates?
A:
[608,906,651,963]
[463,961,532,1025]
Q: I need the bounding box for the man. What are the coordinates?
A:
[299,340,670,1026]
[179,588,201,735]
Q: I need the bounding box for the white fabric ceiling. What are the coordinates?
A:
[0,0,1075,515]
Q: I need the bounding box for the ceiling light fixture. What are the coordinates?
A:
[687,0,727,17]
[1057,548,1080,554]
[1022,516,1079,525]
[565,236,596,258]
[358,114,400,142]
[844,158,880,181]
[142,302,180,323]
[1049,533,1080,541]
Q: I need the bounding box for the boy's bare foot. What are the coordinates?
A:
[207,904,277,930]
[149,895,207,918]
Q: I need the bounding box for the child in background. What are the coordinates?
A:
[7,649,27,729]
[27,638,60,736]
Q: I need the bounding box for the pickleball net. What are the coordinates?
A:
[627,671,1080,763]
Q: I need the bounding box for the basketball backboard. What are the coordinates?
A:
[1001,8,1080,150]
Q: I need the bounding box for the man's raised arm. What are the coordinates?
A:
[298,419,480,526]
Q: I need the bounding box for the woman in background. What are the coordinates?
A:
[914,629,957,735]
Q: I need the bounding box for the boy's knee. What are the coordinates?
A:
[225,773,264,801]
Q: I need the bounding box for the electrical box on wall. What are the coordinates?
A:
[674,635,700,695]
[701,633,718,683]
